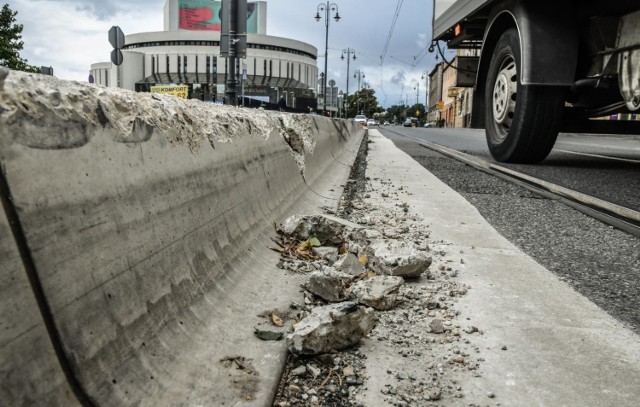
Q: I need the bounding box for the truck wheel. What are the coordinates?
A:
[485,28,564,163]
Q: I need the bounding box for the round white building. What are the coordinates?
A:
[90,0,319,111]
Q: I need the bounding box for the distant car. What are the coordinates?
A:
[424,121,436,128]
[367,119,379,127]
[383,121,390,126]
[403,117,418,127]
[354,115,367,125]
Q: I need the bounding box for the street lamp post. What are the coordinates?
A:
[421,71,429,118]
[414,83,420,105]
[315,2,340,115]
[354,69,364,114]
[341,48,355,118]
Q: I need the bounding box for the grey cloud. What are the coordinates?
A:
[75,2,120,20]
[60,0,161,21]
[391,71,406,85]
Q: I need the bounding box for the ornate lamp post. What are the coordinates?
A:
[341,48,356,117]
[421,71,429,117]
[315,2,340,114]
[354,69,365,114]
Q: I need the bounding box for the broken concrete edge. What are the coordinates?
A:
[277,214,437,356]
[0,67,352,177]
[286,302,376,356]
[0,68,364,405]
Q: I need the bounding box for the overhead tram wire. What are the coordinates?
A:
[380,0,403,66]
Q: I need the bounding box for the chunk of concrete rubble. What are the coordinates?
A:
[351,275,404,310]
[286,302,375,355]
[312,246,339,263]
[364,239,432,279]
[429,318,445,334]
[348,228,383,255]
[333,252,365,276]
[306,268,353,302]
[352,228,383,242]
[281,214,362,245]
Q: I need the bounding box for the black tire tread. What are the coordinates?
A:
[485,28,565,164]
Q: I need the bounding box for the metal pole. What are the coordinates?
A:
[223,0,238,106]
[357,73,360,113]
[355,71,362,113]
[342,47,354,118]
[346,48,350,117]
[422,71,429,113]
[323,1,329,114]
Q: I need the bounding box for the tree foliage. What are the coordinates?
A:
[346,88,384,119]
[384,103,427,124]
[0,4,40,73]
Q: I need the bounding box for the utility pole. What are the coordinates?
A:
[341,48,355,117]
[354,69,364,114]
[422,71,429,117]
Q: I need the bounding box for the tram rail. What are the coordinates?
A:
[384,129,640,238]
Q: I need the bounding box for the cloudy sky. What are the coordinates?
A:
[9,0,442,107]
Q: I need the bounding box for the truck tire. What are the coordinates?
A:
[485,28,565,163]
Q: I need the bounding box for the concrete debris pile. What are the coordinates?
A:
[270,146,487,405]
[268,214,434,357]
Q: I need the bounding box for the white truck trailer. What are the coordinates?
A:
[431,0,640,163]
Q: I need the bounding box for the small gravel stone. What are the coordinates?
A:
[291,365,306,376]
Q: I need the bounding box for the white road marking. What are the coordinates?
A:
[554,149,640,164]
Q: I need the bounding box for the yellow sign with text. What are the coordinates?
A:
[150,85,189,99]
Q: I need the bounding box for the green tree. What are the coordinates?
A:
[347,88,384,119]
[0,4,40,73]
[408,103,426,120]
[386,104,407,124]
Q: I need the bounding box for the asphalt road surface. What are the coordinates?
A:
[378,127,640,335]
[383,127,640,211]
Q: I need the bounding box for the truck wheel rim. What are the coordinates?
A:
[492,59,517,139]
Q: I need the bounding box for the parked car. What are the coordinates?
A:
[354,115,367,125]
[403,117,418,127]
[366,119,377,127]
[383,121,390,126]
[424,121,436,128]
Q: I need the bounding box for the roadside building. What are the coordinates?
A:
[428,63,443,124]
[439,49,480,128]
[90,0,319,111]
[442,61,458,127]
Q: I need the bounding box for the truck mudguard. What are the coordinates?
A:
[471,0,578,128]
[484,0,578,86]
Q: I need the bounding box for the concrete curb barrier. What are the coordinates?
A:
[0,68,363,405]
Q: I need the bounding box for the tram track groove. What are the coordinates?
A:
[387,130,640,237]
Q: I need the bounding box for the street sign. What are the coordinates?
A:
[109,26,125,66]
[108,26,125,50]
[437,101,444,110]
[150,85,189,99]
[110,49,123,66]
